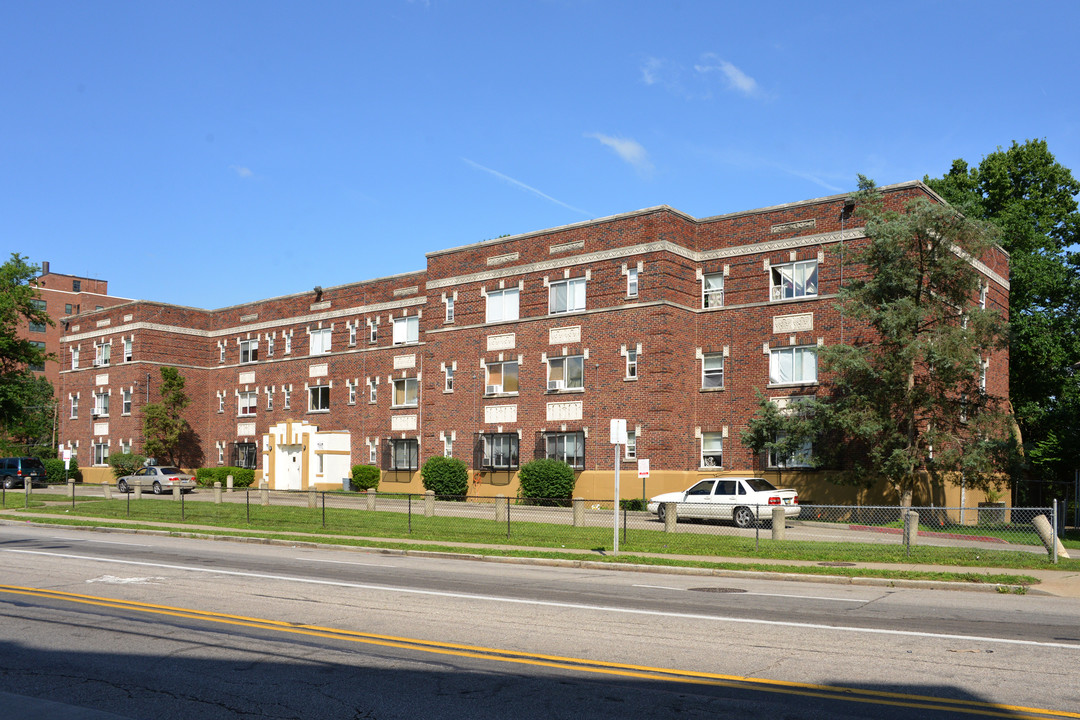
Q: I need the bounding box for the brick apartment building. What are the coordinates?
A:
[55,182,1010,503]
[20,264,131,389]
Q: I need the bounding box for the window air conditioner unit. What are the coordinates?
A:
[486,385,500,394]
[548,380,564,391]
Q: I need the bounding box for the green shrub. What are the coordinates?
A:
[195,467,255,487]
[518,459,576,505]
[350,465,381,491]
[619,498,646,511]
[42,458,81,485]
[420,456,469,497]
[108,453,147,479]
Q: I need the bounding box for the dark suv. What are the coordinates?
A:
[1,457,48,489]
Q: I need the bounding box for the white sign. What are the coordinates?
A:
[610,419,627,445]
[638,459,650,479]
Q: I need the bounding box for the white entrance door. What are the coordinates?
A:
[280,445,303,490]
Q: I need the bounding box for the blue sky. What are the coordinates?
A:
[3,1,1078,309]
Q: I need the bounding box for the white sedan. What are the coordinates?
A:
[116,466,196,495]
[647,477,799,528]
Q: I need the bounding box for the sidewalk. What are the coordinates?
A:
[4,509,1079,598]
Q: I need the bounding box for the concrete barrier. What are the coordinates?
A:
[771,506,786,540]
[213,481,222,504]
[260,481,269,506]
[173,486,181,501]
[67,479,75,498]
[495,495,507,523]
[227,474,234,492]
[663,502,677,532]
[366,487,376,511]
[102,481,112,501]
[424,490,434,517]
[134,486,142,500]
[573,497,584,527]
[903,511,920,547]
[308,488,317,509]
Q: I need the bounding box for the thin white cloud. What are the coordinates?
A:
[462,159,590,216]
[585,133,653,176]
[230,165,254,179]
[694,54,761,97]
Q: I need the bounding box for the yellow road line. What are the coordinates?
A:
[2,583,1075,719]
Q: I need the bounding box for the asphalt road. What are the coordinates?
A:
[1,522,1078,719]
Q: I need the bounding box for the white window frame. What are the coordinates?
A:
[769,346,818,386]
[703,272,724,309]
[547,355,584,390]
[485,361,519,395]
[266,388,274,411]
[625,430,637,459]
[369,380,377,404]
[702,353,724,389]
[549,277,586,315]
[238,391,258,417]
[267,336,275,356]
[392,377,419,408]
[309,328,332,355]
[283,386,292,410]
[218,393,225,414]
[94,391,109,417]
[309,385,330,412]
[392,316,419,345]
[284,333,292,354]
[369,322,378,343]
[348,382,357,405]
[70,394,79,419]
[219,345,226,364]
[348,324,357,346]
[444,365,454,392]
[122,388,132,415]
[770,260,819,301]
[93,442,109,467]
[486,288,519,323]
[626,349,638,379]
[445,296,455,323]
[701,432,723,468]
[71,347,79,370]
[627,267,639,297]
[95,342,111,367]
[123,338,133,362]
[240,338,259,364]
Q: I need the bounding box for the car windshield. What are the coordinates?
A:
[743,478,777,492]
[158,467,182,475]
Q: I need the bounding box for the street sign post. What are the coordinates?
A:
[610,420,627,556]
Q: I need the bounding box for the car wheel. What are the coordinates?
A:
[117,480,129,494]
[657,504,667,523]
[2,476,12,490]
[152,481,163,495]
[733,506,754,529]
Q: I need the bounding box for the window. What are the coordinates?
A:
[625,431,637,459]
[29,299,46,332]
[389,438,419,471]
[232,442,257,470]
[266,389,274,411]
[94,391,109,417]
[95,342,111,367]
[701,432,723,467]
[122,388,132,415]
[348,324,357,346]
[70,395,78,419]
[93,442,108,466]
[771,260,818,301]
[392,378,419,407]
[769,346,818,385]
[71,347,79,370]
[240,339,258,363]
[238,391,257,416]
[980,284,988,309]
[547,355,583,390]
[120,440,131,455]
[284,334,292,354]
[217,443,225,465]
[219,345,226,363]
[369,322,377,343]
[444,366,454,392]
[309,328,331,355]
[392,316,419,345]
[369,381,377,404]
[283,386,292,410]
[627,267,639,297]
[702,353,724,389]
[445,296,455,323]
[703,272,724,308]
[309,386,330,412]
[549,277,586,314]
[443,435,453,458]
[73,280,81,292]
[267,336,274,356]
[123,338,133,362]
[480,433,519,469]
[545,431,585,469]
[626,349,638,379]
[29,341,45,371]
[218,393,225,413]
[769,433,814,468]
[485,361,518,395]
[65,303,73,314]
[369,442,378,465]
[486,288,519,323]
[348,383,356,405]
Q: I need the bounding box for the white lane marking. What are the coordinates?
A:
[632,584,866,603]
[300,558,395,568]
[6,548,1076,651]
[87,575,166,585]
[53,537,149,547]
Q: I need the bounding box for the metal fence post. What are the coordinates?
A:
[181,487,185,521]
[322,491,326,529]
[408,494,412,533]
[1053,500,1059,564]
[246,489,250,523]
[506,497,511,538]
[622,507,627,545]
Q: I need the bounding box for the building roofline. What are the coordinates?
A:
[426,181,942,259]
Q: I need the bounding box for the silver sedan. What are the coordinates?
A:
[116,466,196,495]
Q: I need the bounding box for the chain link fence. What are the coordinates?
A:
[8,483,1066,564]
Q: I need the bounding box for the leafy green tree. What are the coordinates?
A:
[1,375,55,455]
[420,456,469,497]
[142,367,193,466]
[925,140,1080,493]
[0,254,53,441]
[763,178,1015,506]
[741,392,821,485]
[108,452,147,478]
